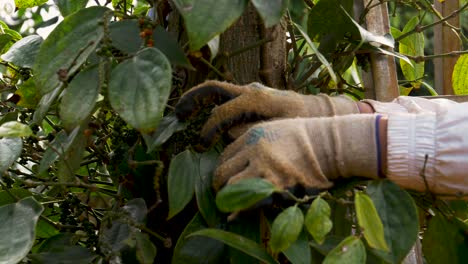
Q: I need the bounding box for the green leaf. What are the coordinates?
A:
[109,20,143,54]
[32,87,62,124]
[0,189,32,207]
[288,0,308,29]
[0,121,32,137]
[14,78,42,109]
[189,228,278,264]
[172,213,225,264]
[452,54,468,95]
[307,0,354,42]
[29,245,98,264]
[323,236,366,264]
[153,26,194,69]
[59,66,99,130]
[367,180,419,264]
[167,149,198,219]
[135,232,157,264]
[99,199,149,257]
[215,178,277,213]
[305,196,333,244]
[340,7,394,49]
[56,125,87,183]
[14,0,48,8]
[195,150,221,227]
[0,197,44,264]
[251,0,288,28]
[0,137,22,173]
[108,47,172,133]
[269,205,304,253]
[282,230,312,264]
[172,0,248,50]
[354,192,389,252]
[294,22,337,84]
[398,17,424,88]
[33,6,111,94]
[38,127,80,173]
[0,34,43,68]
[422,213,468,264]
[54,0,89,17]
[143,113,188,152]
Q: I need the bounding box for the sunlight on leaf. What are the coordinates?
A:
[355,192,389,252]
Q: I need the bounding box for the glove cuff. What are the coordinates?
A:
[304,114,380,180]
[302,94,360,117]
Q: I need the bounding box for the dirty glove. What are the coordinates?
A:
[175,80,360,150]
[213,114,382,191]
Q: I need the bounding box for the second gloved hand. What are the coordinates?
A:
[175,80,360,150]
[213,115,382,192]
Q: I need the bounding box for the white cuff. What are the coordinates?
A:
[362,99,408,114]
[386,113,436,192]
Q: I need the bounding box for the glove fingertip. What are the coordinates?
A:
[175,81,239,120]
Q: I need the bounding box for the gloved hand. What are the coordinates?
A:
[175,80,360,150]
[213,114,382,191]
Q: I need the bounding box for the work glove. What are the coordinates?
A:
[175,80,360,150]
[213,115,382,192]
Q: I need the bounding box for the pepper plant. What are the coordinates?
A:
[0,0,467,263]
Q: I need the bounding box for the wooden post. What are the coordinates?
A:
[359,0,400,101]
[433,0,461,95]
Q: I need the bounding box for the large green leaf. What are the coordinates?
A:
[0,137,22,174]
[54,0,88,17]
[305,196,333,244]
[33,6,110,94]
[397,17,424,88]
[0,197,44,264]
[251,0,288,27]
[15,0,47,8]
[354,192,389,252]
[282,230,312,264]
[59,66,99,130]
[269,205,304,254]
[452,54,468,95]
[323,236,366,264]
[367,180,419,264]
[108,47,172,133]
[167,149,198,219]
[215,178,277,212]
[189,228,278,264]
[172,213,226,264]
[172,0,248,50]
[0,35,43,68]
[153,26,194,69]
[307,0,354,42]
[29,245,98,264]
[195,150,221,227]
[422,213,468,264]
[109,20,143,54]
[0,121,32,137]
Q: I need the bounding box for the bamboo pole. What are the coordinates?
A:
[361,0,400,101]
[433,0,461,95]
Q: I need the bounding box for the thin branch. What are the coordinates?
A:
[395,2,468,42]
[405,50,468,62]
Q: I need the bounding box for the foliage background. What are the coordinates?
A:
[0,0,467,263]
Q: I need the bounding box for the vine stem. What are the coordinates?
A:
[395,2,468,42]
